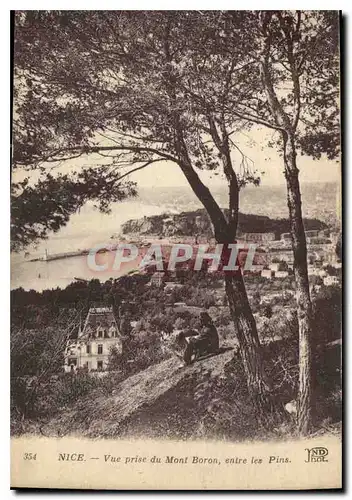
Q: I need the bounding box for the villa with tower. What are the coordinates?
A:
[64,306,122,373]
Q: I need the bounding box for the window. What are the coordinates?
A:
[86,344,91,354]
[97,360,103,371]
[97,344,103,355]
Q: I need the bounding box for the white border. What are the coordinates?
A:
[2,4,349,499]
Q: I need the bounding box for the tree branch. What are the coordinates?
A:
[115,158,164,185]
[40,145,179,165]
[258,12,292,132]
[277,11,301,130]
[231,109,284,131]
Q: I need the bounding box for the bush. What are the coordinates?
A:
[11,370,127,435]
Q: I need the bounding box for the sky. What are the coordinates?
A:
[11,123,341,278]
[112,126,340,189]
[13,126,341,191]
[129,150,340,189]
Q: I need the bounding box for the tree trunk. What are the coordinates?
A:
[176,121,278,419]
[216,133,277,416]
[224,270,276,416]
[283,132,314,435]
[174,105,275,420]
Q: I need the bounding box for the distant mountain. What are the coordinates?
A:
[136,182,339,227]
[121,208,327,240]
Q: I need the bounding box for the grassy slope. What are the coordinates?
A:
[44,349,237,439]
[38,339,341,441]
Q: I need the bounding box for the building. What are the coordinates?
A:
[242,232,276,243]
[305,229,320,238]
[307,245,336,264]
[330,231,340,246]
[281,230,322,241]
[319,229,331,238]
[307,265,322,276]
[306,236,331,245]
[260,292,285,305]
[324,276,339,287]
[64,307,122,373]
[149,272,166,288]
[275,271,289,278]
[261,269,273,279]
[269,263,281,272]
[268,248,294,266]
[164,282,184,293]
[170,304,203,314]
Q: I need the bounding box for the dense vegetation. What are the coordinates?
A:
[11,272,341,438]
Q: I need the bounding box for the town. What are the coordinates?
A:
[62,223,341,374]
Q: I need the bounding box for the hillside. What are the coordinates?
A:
[42,348,241,439]
[120,209,327,240]
[37,334,341,442]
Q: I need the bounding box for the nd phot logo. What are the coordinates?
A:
[305,447,328,463]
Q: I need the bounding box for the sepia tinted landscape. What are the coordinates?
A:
[11,11,341,446]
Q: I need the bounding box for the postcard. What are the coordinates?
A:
[11,10,342,490]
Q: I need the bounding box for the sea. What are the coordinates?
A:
[11,182,339,291]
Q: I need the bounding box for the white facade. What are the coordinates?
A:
[148,272,165,287]
[64,307,122,373]
[261,269,273,279]
[308,266,322,276]
[323,276,339,287]
[242,232,275,243]
[274,271,289,278]
[164,282,184,293]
